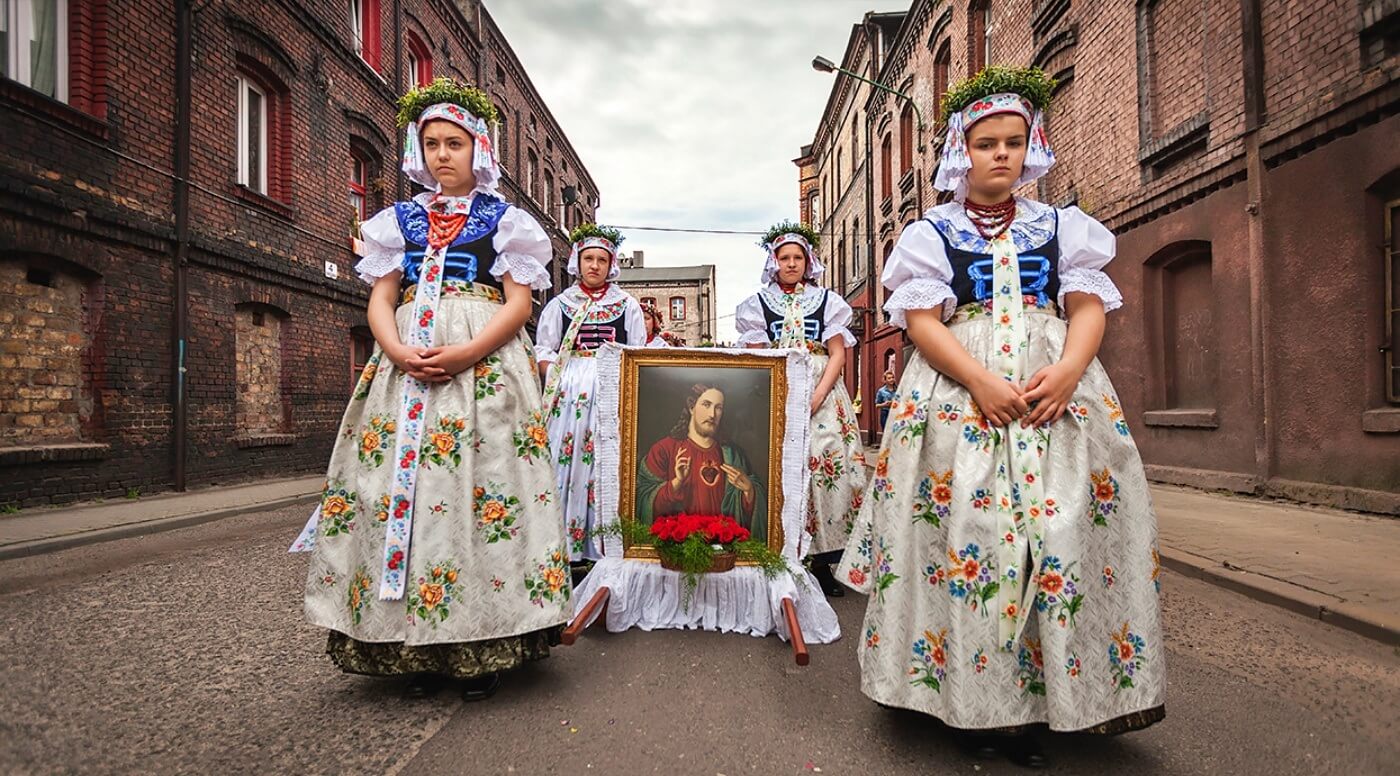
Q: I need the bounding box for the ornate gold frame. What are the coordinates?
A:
[617,350,788,562]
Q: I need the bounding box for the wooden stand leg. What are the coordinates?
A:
[781,597,810,666]
[562,586,611,645]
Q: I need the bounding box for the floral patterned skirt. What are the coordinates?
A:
[326,626,563,679]
[544,355,603,562]
[838,305,1164,733]
[805,354,869,557]
[303,289,572,657]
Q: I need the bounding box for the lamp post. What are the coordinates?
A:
[811,55,926,151]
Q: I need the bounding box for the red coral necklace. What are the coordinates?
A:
[964,197,1017,240]
[579,282,610,301]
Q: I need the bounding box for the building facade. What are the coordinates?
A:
[616,252,717,346]
[801,0,1400,512]
[0,0,598,507]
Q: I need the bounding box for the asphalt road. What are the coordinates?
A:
[1,504,1396,775]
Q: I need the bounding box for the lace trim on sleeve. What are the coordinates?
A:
[883,278,958,328]
[1058,267,1123,314]
[490,252,553,291]
[353,250,403,285]
[736,330,772,346]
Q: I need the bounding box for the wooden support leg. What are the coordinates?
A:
[781,597,810,666]
[562,586,611,645]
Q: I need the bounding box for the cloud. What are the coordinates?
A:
[489,1,878,340]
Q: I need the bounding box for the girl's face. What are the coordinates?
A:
[421,120,478,195]
[774,243,809,286]
[964,113,1029,200]
[578,247,612,289]
[646,312,661,338]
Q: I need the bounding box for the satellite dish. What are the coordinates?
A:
[562,185,578,205]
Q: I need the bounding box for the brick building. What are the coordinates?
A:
[615,251,717,346]
[0,0,598,507]
[802,1,1399,512]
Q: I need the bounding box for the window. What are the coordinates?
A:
[405,30,432,87]
[850,217,861,286]
[350,0,381,70]
[933,40,952,109]
[495,103,509,167]
[527,150,538,201]
[545,171,554,212]
[669,296,686,321]
[880,135,892,201]
[968,0,990,73]
[349,152,368,221]
[899,106,914,174]
[851,114,859,158]
[351,327,374,389]
[235,303,289,436]
[641,296,657,310]
[237,76,269,195]
[1146,241,1217,412]
[2,0,68,100]
[836,149,843,186]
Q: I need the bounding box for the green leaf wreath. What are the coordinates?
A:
[396,77,500,128]
[759,220,820,250]
[938,66,1057,126]
[569,223,624,246]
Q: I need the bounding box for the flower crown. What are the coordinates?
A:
[569,223,624,246]
[396,77,499,128]
[938,66,1056,126]
[759,220,820,249]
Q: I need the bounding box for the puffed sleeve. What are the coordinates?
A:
[1057,206,1123,313]
[534,297,564,362]
[353,205,406,285]
[881,219,957,327]
[734,294,771,346]
[490,207,554,291]
[823,291,858,347]
[624,297,648,346]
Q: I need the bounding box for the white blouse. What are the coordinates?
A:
[352,191,554,291]
[534,284,648,363]
[734,284,858,348]
[881,198,1122,329]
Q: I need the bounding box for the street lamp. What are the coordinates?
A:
[811,53,926,150]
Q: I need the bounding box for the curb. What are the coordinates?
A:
[0,492,319,562]
[1158,547,1399,648]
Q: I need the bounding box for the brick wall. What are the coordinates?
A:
[0,0,598,507]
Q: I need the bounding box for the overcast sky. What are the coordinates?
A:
[490,1,883,341]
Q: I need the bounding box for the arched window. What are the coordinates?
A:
[968,1,990,73]
[880,135,893,201]
[235,57,290,202]
[405,29,432,87]
[899,105,914,174]
[349,0,382,70]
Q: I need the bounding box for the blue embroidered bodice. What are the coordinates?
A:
[926,207,1061,307]
[395,194,511,289]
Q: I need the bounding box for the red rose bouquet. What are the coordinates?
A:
[598,514,789,604]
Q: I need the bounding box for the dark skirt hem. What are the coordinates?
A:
[325,626,564,679]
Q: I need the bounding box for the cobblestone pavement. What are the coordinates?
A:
[1,504,1396,775]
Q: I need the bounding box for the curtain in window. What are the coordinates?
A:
[30,0,59,97]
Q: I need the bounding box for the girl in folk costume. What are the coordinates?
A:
[298,79,571,701]
[535,224,647,564]
[735,222,867,598]
[838,68,1164,766]
[641,301,671,347]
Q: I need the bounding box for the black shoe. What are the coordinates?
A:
[404,673,444,698]
[813,564,845,597]
[999,734,1049,769]
[952,731,1000,760]
[461,672,500,702]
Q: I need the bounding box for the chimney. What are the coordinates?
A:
[632,250,644,268]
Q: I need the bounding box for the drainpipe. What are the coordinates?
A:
[862,20,879,445]
[171,0,194,491]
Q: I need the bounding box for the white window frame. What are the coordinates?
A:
[348,0,364,56]
[407,46,422,86]
[669,296,686,321]
[236,76,269,195]
[3,0,69,101]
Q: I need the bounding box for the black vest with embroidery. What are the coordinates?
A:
[394,194,511,291]
[926,212,1062,308]
[757,288,831,344]
[561,297,636,352]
